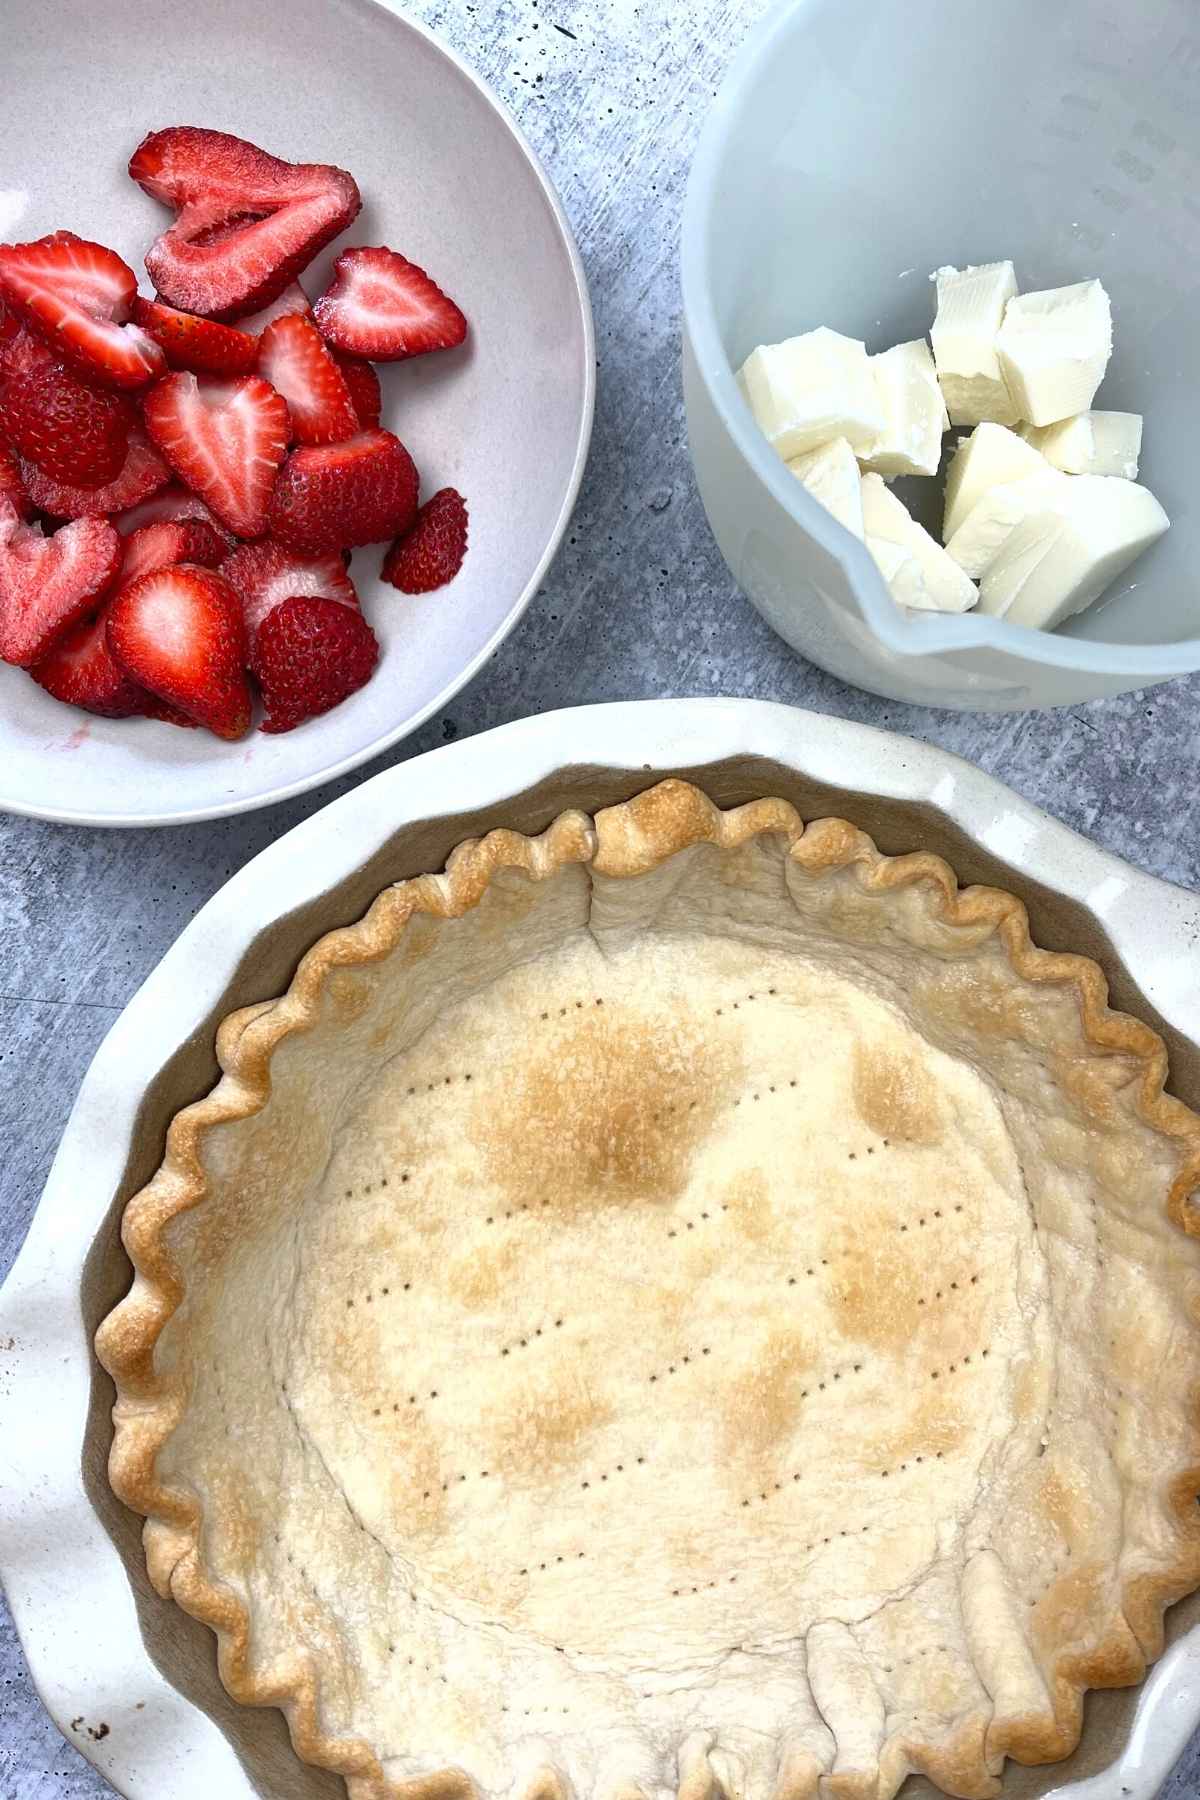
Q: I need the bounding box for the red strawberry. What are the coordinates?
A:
[129,127,361,321]
[119,518,229,588]
[0,232,166,390]
[250,593,378,732]
[112,482,231,540]
[220,538,358,648]
[331,350,381,429]
[0,501,121,666]
[20,426,170,520]
[267,429,418,553]
[0,324,135,486]
[312,246,467,361]
[230,281,312,335]
[142,371,289,537]
[0,298,18,346]
[257,312,359,446]
[106,563,251,738]
[0,444,29,518]
[381,488,468,594]
[130,296,258,376]
[30,607,152,718]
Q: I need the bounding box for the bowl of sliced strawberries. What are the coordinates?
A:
[0,0,593,824]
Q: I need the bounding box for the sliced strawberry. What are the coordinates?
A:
[112,482,231,539]
[267,429,418,553]
[0,298,18,346]
[0,232,165,390]
[21,426,170,520]
[30,607,152,718]
[0,501,121,667]
[142,371,289,537]
[106,563,251,738]
[129,127,361,321]
[250,593,378,732]
[119,518,229,588]
[0,324,135,486]
[257,312,358,446]
[331,350,381,429]
[0,444,29,518]
[219,538,358,649]
[130,296,258,376]
[312,246,467,361]
[382,488,468,594]
[230,280,312,335]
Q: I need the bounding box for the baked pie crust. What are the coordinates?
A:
[97,780,1200,1800]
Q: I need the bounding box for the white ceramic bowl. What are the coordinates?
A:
[1,698,1198,1800]
[0,0,593,825]
[681,0,1200,711]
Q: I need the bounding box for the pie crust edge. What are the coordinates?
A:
[95,778,1200,1800]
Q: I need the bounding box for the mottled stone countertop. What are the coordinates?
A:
[2,1,1198,1795]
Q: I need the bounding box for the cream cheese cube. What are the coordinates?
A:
[861,473,978,613]
[786,437,865,538]
[736,327,884,459]
[942,422,1051,541]
[944,470,1069,578]
[995,280,1112,426]
[1018,410,1141,479]
[857,339,948,478]
[976,475,1168,629]
[930,261,1020,427]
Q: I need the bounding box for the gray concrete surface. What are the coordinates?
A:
[2,1,1199,1795]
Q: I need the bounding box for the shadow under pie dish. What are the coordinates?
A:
[95,778,1200,1800]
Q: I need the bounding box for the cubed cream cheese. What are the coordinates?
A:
[942,422,1051,541]
[1018,410,1141,479]
[930,261,1020,427]
[995,280,1112,426]
[944,470,1069,577]
[857,339,949,478]
[861,472,978,613]
[786,436,865,538]
[736,326,884,459]
[976,475,1169,629]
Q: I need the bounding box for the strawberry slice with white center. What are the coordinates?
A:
[129,127,361,321]
[20,426,170,520]
[142,371,289,537]
[118,518,230,588]
[0,499,121,667]
[230,281,312,336]
[220,538,359,649]
[106,563,252,739]
[258,311,359,445]
[312,246,467,361]
[0,232,166,390]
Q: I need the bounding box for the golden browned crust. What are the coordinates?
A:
[96,780,1200,1800]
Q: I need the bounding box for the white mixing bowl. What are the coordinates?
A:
[682,0,1199,710]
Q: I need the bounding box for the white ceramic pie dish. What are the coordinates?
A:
[1,697,1199,1800]
[0,0,593,827]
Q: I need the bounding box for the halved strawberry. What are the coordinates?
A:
[112,482,231,539]
[142,371,289,537]
[21,426,170,520]
[220,538,358,648]
[0,232,166,390]
[130,296,258,376]
[257,311,358,446]
[312,246,467,361]
[30,606,153,718]
[267,429,418,553]
[331,350,381,429]
[0,444,29,518]
[119,518,230,588]
[250,593,378,732]
[106,563,251,738]
[381,488,468,594]
[129,127,361,321]
[230,280,312,336]
[0,501,121,666]
[0,324,135,486]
